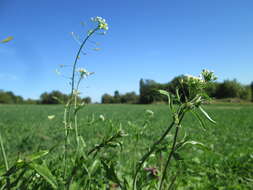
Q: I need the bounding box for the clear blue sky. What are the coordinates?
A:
[1,0,253,102]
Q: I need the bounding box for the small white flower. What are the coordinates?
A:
[48,115,55,120]
[91,16,109,30]
[99,114,105,121]
[73,89,81,96]
[185,74,204,83]
[78,68,94,78]
[145,109,154,116]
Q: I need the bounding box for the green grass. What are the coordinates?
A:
[1,104,253,189]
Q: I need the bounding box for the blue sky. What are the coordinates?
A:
[1,0,253,102]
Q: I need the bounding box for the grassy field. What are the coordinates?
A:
[0,104,253,189]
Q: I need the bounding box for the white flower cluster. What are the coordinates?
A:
[186,74,203,81]
[145,109,154,117]
[201,69,217,82]
[184,74,204,84]
[91,16,109,30]
[78,68,93,78]
[184,69,217,85]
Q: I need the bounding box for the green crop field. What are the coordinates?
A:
[0,104,253,189]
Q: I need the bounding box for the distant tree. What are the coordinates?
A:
[0,90,24,104]
[101,93,113,104]
[216,79,242,99]
[204,82,219,98]
[25,98,38,104]
[168,75,190,102]
[120,92,139,104]
[251,82,253,102]
[40,90,68,104]
[239,85,251,101]
[139,79,157,104]
[139,79,170,104]
[82,97,91,104]
[15,96,24,104]
[0,90,13,103]
[113,90,121,103]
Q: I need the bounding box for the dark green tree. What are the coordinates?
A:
[113,90,121,103]
[101,93,113,104]
[216,79,242,99]
[120,92,139,104]
[82,96,91,104]
[251,82,253,102]
[40,90,69,104]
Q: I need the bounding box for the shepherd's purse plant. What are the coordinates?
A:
[0,17,218,190]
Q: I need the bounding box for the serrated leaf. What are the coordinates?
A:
[29,163,57,189]
[1,36,13,43]
[199,106,216,124]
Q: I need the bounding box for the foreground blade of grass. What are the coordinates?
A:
[0,131,8,171]
[0,129,11,190]
[29,162,58,189]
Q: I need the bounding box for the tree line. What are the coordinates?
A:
[101,76,253,104]
[0,90,91,104]
[137,76,253,104]
[1,76,253,104]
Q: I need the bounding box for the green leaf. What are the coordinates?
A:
[1,36,13,43]
[69,181,80,190]
[29,163,58,189]
[158,90,170,103]
[101,160,121,186]
[158,89,169,97]
[191,110,207,131]
[26,150,49,162]
[158,89,173,110]
[175,88,181,103]
[199,106,216,124]
[89,159,100,175]
[183,140,211,151]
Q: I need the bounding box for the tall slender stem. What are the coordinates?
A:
[70,28,99,98]
[63,27,99,182]
[159,126,180,189]
[133,121,174,190]
[159,111,185,190]
[74,93,79,150]
[74,76,83,150]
